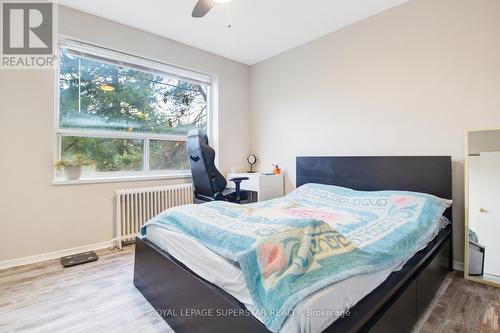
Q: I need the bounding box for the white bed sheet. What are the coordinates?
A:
[144,219,445,333]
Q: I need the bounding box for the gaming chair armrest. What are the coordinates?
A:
[228,177,249,203]
[228,177,250,183]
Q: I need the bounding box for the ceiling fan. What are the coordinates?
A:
[192,0,232,18]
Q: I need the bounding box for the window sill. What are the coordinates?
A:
[52,173,192,186]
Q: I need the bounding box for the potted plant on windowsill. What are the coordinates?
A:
[54,155,95,180]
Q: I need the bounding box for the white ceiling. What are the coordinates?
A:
[59,0,408,65]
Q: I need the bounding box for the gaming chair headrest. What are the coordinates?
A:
[187,129,208,145]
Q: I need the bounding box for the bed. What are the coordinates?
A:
[133,156,453,333]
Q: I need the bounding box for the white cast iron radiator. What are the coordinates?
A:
[115,184,193,248]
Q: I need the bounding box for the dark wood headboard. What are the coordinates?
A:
[296,156,452,220]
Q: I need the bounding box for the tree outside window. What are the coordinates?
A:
[57,47,209,174]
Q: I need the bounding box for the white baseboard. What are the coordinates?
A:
[453,260,464,272]
[0,240,114,270]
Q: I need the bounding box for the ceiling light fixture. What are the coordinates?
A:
[99,83,115,92]
[192,0,232,18]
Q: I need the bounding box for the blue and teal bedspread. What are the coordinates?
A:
[140,183,451,332]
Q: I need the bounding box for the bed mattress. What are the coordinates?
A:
[144,216,447,333]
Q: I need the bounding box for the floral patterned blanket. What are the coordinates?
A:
[141,183,451,332]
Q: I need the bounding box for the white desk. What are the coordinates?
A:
[226,172,284,202]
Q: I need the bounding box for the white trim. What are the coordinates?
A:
[53,173,191,186]
[59,37,213,84]
[54,38,217,182]
[53,41,62,177]
[144,137,151,172]
[56,128,188,142]
[0,240,114,270]
[210,76,220,168]
[453,260,464,272]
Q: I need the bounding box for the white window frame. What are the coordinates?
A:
[53,38,217,185]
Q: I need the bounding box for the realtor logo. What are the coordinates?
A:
[1,1,56,69]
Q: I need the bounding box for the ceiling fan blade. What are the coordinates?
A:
[192,0,213,18]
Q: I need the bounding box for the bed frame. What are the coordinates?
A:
[134,156,453,333]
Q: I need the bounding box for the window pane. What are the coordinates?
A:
[59,48,208,136]
[61,136,143,172]
[150,140,188,171]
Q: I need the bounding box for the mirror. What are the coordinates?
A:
[465,129,500,287]
[247,154,257,173]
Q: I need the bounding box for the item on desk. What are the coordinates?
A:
[272,164,281,175]
[247,154,257,173]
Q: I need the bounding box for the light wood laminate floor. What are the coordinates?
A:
[0,246,172,333]
[1,246,498,333]
[418,271,499,333]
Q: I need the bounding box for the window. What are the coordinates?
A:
[56,41,211,181]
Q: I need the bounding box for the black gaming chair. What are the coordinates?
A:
[187,129,249,203]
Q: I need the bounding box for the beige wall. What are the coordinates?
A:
[3,0,499,265]
[0,6,250,262]
[250,0,500,263]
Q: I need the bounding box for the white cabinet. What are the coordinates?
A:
[226,172,284,202]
